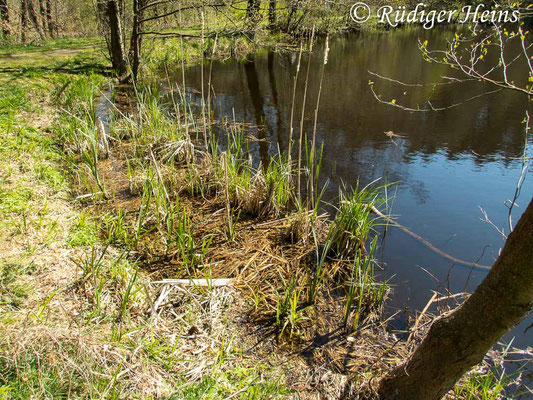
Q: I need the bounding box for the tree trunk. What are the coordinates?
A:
[378,198,533,400]
[26,0,45,39]
[20,0,28,42]
[38,0,47,36]
[245,0,261,32]
[105,0,128,77]
[285,0,298,32]
[129,0,146,80]
[45,0,53,38]
[268,0,276,31]
[0,0,9,38]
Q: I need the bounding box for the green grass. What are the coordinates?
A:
[0,81,67,245]
[453,343,527,399]
[170,366,290,399]
[343,237,388,332]
[0,263,31,310]
[0,38,108,89]
[0,37,104,56]
[68,212,99,247]
[0,349,90,399]
[274,276,310,339]
[327,181,390,258]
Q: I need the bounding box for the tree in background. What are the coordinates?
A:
[3,0,96,42]
[0,0,9,38]
[26,0,45,39]
[96,0,128,77]
[45,0,53,38]
[245,0,261,32]
[129,0,147,79]
[20,0,27,41]
[268,0,276,30]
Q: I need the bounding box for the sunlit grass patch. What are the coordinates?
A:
[0,85,33,119]
[0,37,104,56]
[0,187,33,215]
[0,263,31,311]
[67,212,99,247]
[170,366,290,399]
[452,345,529,400]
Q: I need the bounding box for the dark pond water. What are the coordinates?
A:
[177,26,533,348]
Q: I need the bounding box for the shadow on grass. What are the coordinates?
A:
[0,61,113,78]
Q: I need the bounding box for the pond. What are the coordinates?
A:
[176,26,532,348]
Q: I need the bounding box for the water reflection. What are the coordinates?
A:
[177,26,533,346]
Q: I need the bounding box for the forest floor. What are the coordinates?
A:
[0,39,528,400]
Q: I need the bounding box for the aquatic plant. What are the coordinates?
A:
[327,181,389,258]
[343,237,388,332]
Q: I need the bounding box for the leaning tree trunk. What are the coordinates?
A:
[0,0,9,38]
[378,198,533,400]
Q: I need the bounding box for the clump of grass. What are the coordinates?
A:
[172,204,213,272]
[212,126,294,218]
[212,125,252,202]
[0,263,30,310]
[327,181,388,258]
[57,77,110,200]
[225,208,241,242]
[131,174,154,250]
[73,246,143,321]
[126,87,188,149]
[67,211,99,247]
[453,344,530,399]
[343,237,388,332]
[73,245,109,316]
[284,210,312,244]
[274,276,310,340]
[79,124,107,198]
[101,209,132,247]
[240,154,293,218]
[307,224,333,304]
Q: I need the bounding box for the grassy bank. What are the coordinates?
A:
[0,36,397,399]
[0,37,528,400]
[0,43,292,399]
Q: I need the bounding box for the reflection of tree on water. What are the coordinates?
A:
[182,28,530,163]
[243,57,269,168]
[178,31,531,215]
[267,52,284,153]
